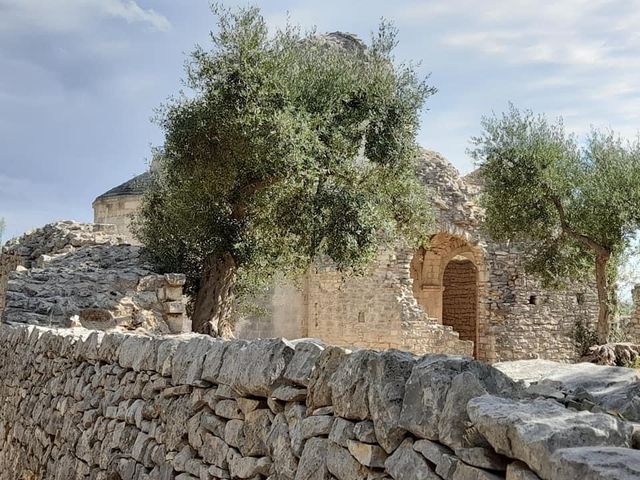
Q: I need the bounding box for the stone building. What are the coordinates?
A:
[92,171,151,241]
[93,149,600,362]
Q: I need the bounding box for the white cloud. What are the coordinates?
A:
[0,0,171,34]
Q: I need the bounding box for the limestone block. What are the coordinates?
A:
[451,462,505,480]
[242,409,273,457]
[295,437,331,480]
[218,338,294,397]
[326,441,369,480]
[354,420,377,444]
[271,385,307,402]
[367,350,415,452]
[454,447,509,471]
[399,356,519,445]
[215,399,244,420]
[347,440,388,468]
[307,346,348,410]
[284,341,325,387]
[171,335,220,386]
[267,413,298,480]
[200,432,230,469]
[224,419,245,449]
[330,350,378,420]
[506,462,541,480]
[384,439,439,480]
[547,447,640,480]
[467,395,633,479]
[329,417,356,448]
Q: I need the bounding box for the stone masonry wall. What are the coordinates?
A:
[442,260,477,345]
[0,323,639,480]
[306,249,473,356]
[93,195,143,244]
[483,246,599,363]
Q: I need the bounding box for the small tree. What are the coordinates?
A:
[470,105,640,344]
[134,6,435,336]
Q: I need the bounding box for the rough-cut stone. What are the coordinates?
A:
[272,385,308,402]
[267,414,298,480]
[171,336,219,386]
[367,350,415,452]
[307,346,348,410]
[506,462,541,480]
[384,439,439,480]
[399,357,519,445]
[347,440,388,468]
[467,395,633,479]
[329,417,356,447]
[295,437,330,480]
[354,420,377,443]
[219,338,295,397]
[451,461,504,480]
[330,350,377,420]
[326,441,369,480]
[413,439,454,467]
[242,409,272,457]
[284,341,325,387]
[547,447,640,480]
[1,221,188,333]
[454,447,509,471]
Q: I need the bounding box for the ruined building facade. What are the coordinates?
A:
[90,150,603,362]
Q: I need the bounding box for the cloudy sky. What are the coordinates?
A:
[1,0,640,241]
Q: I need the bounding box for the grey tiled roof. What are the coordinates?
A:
[95,171,151,200]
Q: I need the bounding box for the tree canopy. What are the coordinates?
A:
[134,6,435,335]
[470,105,640,343]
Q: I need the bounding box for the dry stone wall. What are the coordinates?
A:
[1,323,638,480]
[0,222,189,334]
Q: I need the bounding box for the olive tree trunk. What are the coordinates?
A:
[594,252,612,345]
[192,253,237,337]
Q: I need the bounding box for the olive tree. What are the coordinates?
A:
[134,6,435,336]
[470,105,640,343]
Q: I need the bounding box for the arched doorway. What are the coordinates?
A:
[442,257,478,355]
[410,232,483,358]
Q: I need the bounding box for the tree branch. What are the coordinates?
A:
[550,194,609,256]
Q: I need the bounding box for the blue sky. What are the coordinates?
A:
[1,0,640,242]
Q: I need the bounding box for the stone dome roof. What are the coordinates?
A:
[94,171,152,202]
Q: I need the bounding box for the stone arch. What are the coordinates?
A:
[410,232,488,359]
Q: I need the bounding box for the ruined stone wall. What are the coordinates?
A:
[305,248,473,356]
[93,194,142,243]
[0,222,190,334]
[483,246,599,363]
[0,323,638,480]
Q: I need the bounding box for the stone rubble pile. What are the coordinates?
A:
[0,323,638,480]
[0,222,189,333]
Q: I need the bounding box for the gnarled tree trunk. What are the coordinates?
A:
[192,252,237,337]
[594,252,611,344]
